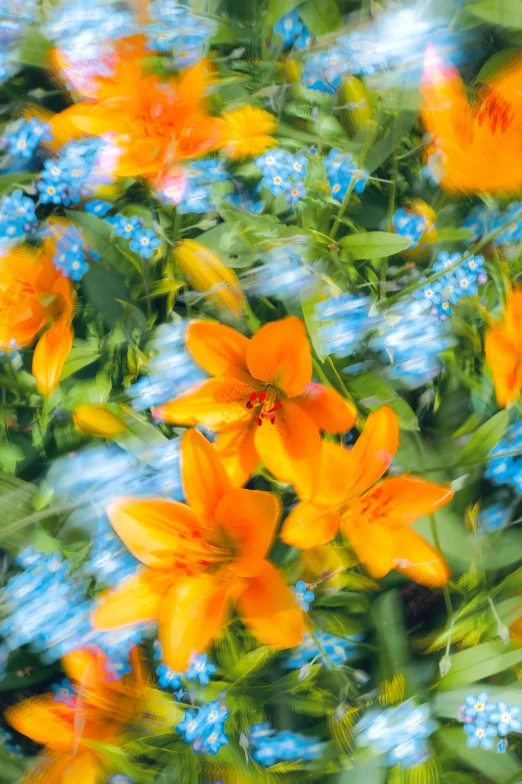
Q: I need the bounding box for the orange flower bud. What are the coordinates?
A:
[73,404,126,437]
[175,240,246,318]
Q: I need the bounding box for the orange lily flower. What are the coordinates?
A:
[5,646,144,783]
[153,317,357,497]
[48,40,222,183]
[0,239,74,396]
[281,406,453,587]
[421,46,522,195]
[485,286,522,408]
[92,429,304,670]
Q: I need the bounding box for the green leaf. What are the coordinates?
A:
[300,0,342,35]
[437,641,522,690]
[60,340,101,381]
[456,410,509,467]
[65,209,140,277]
[477,48,521,81]
[0,171,35,195]
[436,227,475,243]
[471,0,522,29]
[266,0,301,27]
[17,30,52,67]
[82,264,131,328]
[339,232,412,260]
[435,727,521,784]
[345,372,419,430]
[434,685,522,719]
[372,590,412,681]
[335,755,387,784]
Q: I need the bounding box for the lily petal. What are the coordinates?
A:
[341,516,397,578]
[375,477,454,525]
[281,501,341,550]
[106,497,201,567]
[392,527,450,587]
[214,421,259,488]
[295,382,357,434]
[185,319,251,380]
[309,441,357,506]
[485,326,522,408]
[91,568,168,629]
[215,488,281,576]
[5,696,76,751]
[181,428,231,523]
[154,377,253,429]
[254,401,321,499]
[159,573,231,671]
[347,406,399,498]
[33,316,73,397]
[246,316,312,397]
[235,561,305,649]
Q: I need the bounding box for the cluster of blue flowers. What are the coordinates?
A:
[0,1,37,84]
[316,293,381,358]
[85,515,140,588]
[224,186,264,215]
[248,722,326,767]
[460,691,521,752]
[255,149,308,206]
[391,208,427,249]
[273,9,312,51]
[47,438,185,520]
[248,248,317,300]
[177,701,229,755]
[301,29,386,92]
[324,149,368,201]
[154,643,218,703]
[463,202,522,247]
[128,321,206,410]
[285,631,362,669]
[0,548,142,675]
[106,213,161,260]
[146,1,216,68]
[175,160,231,214]
[37,137,110,207]
[0,189,37,248]
[0,118,52,161]
[370,299,456,388]
[486,421,522,493]
[413,251,486,319]
[53,225,95,281]
[355,700,438,769]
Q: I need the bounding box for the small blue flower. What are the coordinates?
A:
[109,214,142,238]
[185,652,216,686]
[284,180,306,206]
[261,171,289,197]
[463,691,495,719]
[177,186,213,214]
[489,701,521,736]
[455,267,478,297]
[0,338,21,364]
[273,10,306,48]
[464,719,497,750]
[478,503,512,533]
[392,208,426,248]
[0,117,52,159]
[37,179,64,205]
[156,663,182,691]
[255,148,293,175]
[129,227,161,259]
[292,580,315,611]
[52,678,75,705]
[85,199,112,217]
[176,709,203,743]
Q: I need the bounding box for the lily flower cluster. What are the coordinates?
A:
[460,692,521,752]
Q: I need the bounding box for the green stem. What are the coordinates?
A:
[0,502,83,540]
[422,447,522,474]
[430,514,453,617]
